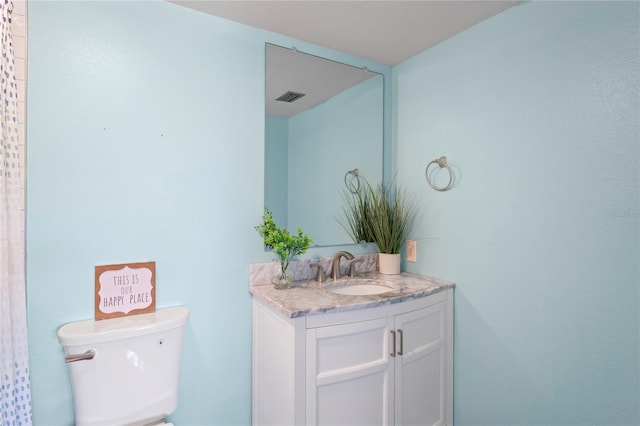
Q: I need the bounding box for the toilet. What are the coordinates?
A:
[57,306,189,426]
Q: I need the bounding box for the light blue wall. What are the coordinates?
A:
[394,1,639,424]
[26,2,264,424]
[26,1,390,425]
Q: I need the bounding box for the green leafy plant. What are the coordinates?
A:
[255,208,312,280]
[338,178,417,254]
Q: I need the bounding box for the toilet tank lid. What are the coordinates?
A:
[57,306,189,346]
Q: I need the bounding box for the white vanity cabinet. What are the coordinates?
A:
[252,288,453,426]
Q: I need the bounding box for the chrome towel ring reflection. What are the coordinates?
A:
[344,168,361,194]
[425,156,453,191]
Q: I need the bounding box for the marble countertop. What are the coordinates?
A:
[249,272,455,318]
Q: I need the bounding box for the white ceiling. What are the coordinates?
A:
[171,1,518,66]
[170,0,518,117]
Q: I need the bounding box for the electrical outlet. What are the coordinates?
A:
[406,240,417,262]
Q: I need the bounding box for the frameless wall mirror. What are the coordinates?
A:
[264,43,384,247]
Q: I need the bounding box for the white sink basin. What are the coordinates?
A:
[327,282,393,296]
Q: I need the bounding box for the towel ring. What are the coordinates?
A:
[425,156,453,191]
[344,168,361,194]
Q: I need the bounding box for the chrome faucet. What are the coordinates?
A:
[330,251,355,280]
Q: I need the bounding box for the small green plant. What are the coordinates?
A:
[367,182,417,254]
[338,178,417,254]
[255,208,312,280]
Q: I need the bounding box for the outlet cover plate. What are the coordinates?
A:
[406,240,417,262]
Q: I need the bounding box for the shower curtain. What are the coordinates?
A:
[0,0,32,425]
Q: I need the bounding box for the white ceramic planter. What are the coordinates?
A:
[378,253,401,275]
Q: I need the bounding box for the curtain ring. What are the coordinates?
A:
[425,156,453,191]
[344,168,361,194]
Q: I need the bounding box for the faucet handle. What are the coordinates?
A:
[310,262,326,283]
[348,258,364,278]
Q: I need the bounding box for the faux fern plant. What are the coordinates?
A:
[255,208,312,288]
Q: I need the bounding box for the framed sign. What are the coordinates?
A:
[95,261,156,320]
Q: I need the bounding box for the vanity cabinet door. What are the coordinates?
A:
[394,301,448,426]
[306,317,394,426]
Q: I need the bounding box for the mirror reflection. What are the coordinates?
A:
[264,43,384,247]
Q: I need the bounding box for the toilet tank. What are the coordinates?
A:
[57,306,189,426]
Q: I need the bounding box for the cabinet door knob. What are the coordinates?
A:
[397,329,404,356]
[390,330,396,357]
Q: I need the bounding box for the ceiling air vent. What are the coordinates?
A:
[276,91,306,103]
